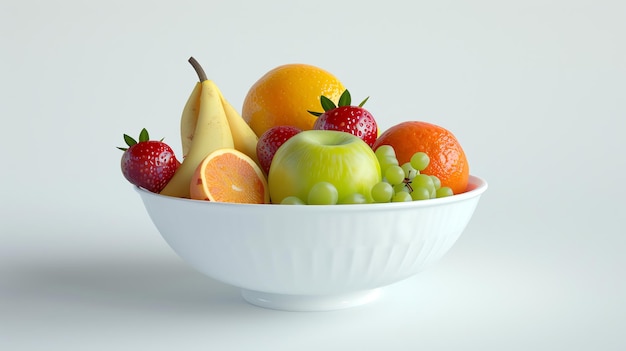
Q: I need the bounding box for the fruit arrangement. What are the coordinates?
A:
[119,58,470,205]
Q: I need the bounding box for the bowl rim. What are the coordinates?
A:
[135,175,487,211]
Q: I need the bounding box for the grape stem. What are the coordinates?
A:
[403,178,414,192]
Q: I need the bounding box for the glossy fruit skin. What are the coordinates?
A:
[313,105,378,147]
[268,130,381,204]
[256,125,302,174]
[121,141,180,193]
[372,121,469,194]
[242,64,345,137]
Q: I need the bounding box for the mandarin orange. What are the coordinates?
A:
[242,64,345,137]
[372,121,470,194]
[190,149,269,204]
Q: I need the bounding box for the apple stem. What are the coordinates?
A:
[188,57,207,82]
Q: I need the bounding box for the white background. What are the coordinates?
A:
[1,0,625,349]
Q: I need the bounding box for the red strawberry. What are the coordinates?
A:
[309,89,378,147]
[119,128,180,193]
[256,125,301,174]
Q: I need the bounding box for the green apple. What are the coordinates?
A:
[268,130,381,204]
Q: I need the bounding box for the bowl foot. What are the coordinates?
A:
[241,288,382,312]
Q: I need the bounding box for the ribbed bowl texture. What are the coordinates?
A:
[137,175,487,296]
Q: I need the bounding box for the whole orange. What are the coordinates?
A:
[372,121,470,194]
[242,64,345,137]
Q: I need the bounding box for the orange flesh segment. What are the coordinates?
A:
[199,150,268,204]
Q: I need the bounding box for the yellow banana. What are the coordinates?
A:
[179,82,201,159]
[160,58,234,198]
[219,91,260,166]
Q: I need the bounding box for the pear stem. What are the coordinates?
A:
[188,57,207,82]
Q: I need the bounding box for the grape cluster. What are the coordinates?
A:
[280,181,368,205]
[280,145,454,205]
[372,145,453,203]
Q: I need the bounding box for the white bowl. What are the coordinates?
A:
[136,175,488,311]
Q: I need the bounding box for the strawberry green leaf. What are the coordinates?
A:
[139,128,149,142]
[124,134,137,147]
[307,110,323,117]
[358,96,370,107]
[320,95,336,112]
[338,90,351,107]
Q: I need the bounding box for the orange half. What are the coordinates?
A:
[190,149,270,204]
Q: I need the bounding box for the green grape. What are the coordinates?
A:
[410,152,430,171]
[392,191,412,202]
[307,182,338,205]
[429,175,441,189]
[385,165,405,185]
[375,145,396,160]
[371,182,393,203]
[401,162,418,180]
[393,183,410,193]
[410,186,431,201]
[338,193,368,204]
[412,174,435,192]
[436,187,454,198]
[281,196,306,205]
[378,155,399,174]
